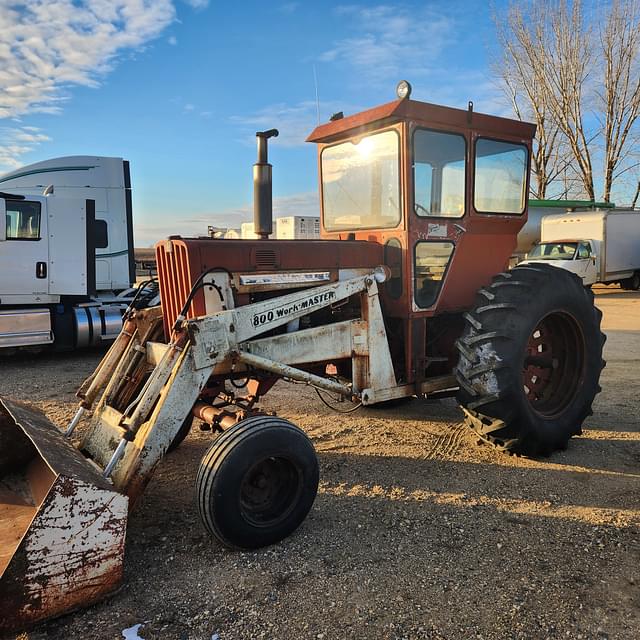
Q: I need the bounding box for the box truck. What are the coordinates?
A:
[521,210,640,288]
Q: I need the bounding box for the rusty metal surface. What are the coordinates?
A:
[1,399,116,490]
[0,399,128,632]
[155,238,382,337]
[306,97,536,143]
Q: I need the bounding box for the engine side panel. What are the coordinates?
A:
[156,238,383,337]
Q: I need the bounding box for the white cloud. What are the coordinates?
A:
[231,102,320,148]
[0,1,210,169]
[0,126,51,170]
[319,5,454,84]
[0,1,177,121]
[134,191,320,246]
[278,2,299,14]
[168,35,178,45]
[181,0,209,8]
[170,96,212,118]
[316,4,502,113]
[230,100,361,148]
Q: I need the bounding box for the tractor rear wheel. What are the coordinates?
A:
[455,264,605,456]
[196,416,319,549]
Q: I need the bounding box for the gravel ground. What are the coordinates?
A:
[3,286,639,640]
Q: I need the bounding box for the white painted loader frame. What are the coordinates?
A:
[71,269,399,501]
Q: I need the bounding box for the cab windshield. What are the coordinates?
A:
[528,242,578,260]
[321,130,400,231]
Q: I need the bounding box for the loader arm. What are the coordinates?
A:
[2,271,395,630]
[78,269,396,502]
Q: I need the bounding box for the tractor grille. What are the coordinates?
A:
[254,248,277,269]
[156,241,203,338]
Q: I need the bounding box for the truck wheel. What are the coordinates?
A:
[455,264,605,456]
[622,272,640,291]
[196,416,319,549]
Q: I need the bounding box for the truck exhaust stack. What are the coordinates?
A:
[253,129,278,239]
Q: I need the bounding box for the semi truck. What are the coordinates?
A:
[521,209,640,288]
[0,156,151,351]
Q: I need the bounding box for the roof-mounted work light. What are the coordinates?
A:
[396,80,412,100]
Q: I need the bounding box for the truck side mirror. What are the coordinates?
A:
[0,198,6,241]
[592,255,597,264]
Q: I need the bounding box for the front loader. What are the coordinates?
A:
[0,82,605,631]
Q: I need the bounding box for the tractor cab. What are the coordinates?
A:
[308,83,535,319]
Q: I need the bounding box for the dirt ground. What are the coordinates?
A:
[3,285,639,640]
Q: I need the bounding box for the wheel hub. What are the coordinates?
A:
[239,456,302,527]
[522,311,585,418]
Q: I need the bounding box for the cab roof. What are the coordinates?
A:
[306,98,536,144]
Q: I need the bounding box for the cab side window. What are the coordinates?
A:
[414,241,455,308]
[6,201,41,240]
[577,243,591,259]
[474,139,527,214]
[95,219,109,249]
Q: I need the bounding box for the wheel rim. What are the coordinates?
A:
[522,311,585,418]
[239,456,303,527]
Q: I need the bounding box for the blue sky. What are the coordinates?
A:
[0,1,504,246]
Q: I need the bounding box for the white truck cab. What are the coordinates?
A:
[0,156,134,291]
[1,195,90,304]
[524,239,599,285]
[0,157,142,352]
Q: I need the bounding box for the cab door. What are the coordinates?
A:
[0,196,54,302]
[577,242,598,285]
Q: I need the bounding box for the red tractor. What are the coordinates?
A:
[0,83,604,630]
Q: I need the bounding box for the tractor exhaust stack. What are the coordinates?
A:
[253,128,278,239]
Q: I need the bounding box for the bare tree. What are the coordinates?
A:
[632,178,640,208]
[598,0,640,202]
[494,4,567,199]
[547,1,598,199]
[495,1,597,199]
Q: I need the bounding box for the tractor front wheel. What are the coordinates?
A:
[455,263,605,456]
[167,413,195,453]
[195,416,319,549]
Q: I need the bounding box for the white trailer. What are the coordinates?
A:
[0,157,144,351]
[240,221,258,239]
[522,210,640,288]
[276,216,320,239]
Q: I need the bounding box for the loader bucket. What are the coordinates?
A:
[0,398,128,632]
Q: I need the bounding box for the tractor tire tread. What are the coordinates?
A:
[456,263,605,456]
